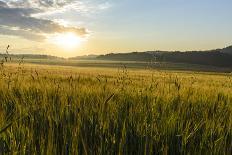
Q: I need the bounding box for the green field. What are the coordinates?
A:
[0,62,231,154]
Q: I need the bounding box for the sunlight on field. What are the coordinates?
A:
[0,63,231,154]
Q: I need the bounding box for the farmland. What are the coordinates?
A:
[0,62,231,154]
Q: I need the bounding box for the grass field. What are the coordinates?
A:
[10,58,232,73]
[0,62,231,154]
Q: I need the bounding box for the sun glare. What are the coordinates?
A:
[49,32,83,50]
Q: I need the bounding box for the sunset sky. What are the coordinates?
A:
[0,0,232,57]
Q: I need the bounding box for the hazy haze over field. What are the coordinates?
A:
[0,0,232,57]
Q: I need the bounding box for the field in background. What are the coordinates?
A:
[0,62,231,154]
[9,58,232,73]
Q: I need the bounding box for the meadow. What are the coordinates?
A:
[0,62,231,154]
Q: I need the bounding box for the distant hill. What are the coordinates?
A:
[1,46,232,68]
[69,54,98,60]
[221,46,232,55]
[97,47,232,68]
[0,54,64,60]
[97,52,152,61]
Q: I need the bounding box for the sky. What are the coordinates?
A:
[0,0,232,57]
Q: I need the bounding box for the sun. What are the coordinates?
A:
[49,32,83,49]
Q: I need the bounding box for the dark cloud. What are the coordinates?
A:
[0,0,87,41]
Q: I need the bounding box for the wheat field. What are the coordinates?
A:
[0,63,231,154]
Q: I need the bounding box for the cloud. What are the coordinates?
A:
[3,0,75,9]
[0,26,45,41]
[0,0,88,41]
[0,1,7,7]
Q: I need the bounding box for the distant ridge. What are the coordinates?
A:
[97,46,232,68]
[1,46,232,68]
[0,54,64,60]
[69,54,98,60]
[221,46,232,55]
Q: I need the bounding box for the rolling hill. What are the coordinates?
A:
[0,54,64,60]
[97,47,232,68]
[1,46,232,69]
[221,46,232,55]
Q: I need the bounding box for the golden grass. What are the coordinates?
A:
[0,63,231,154]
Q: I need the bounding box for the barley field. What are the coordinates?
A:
[0,63,231,154]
